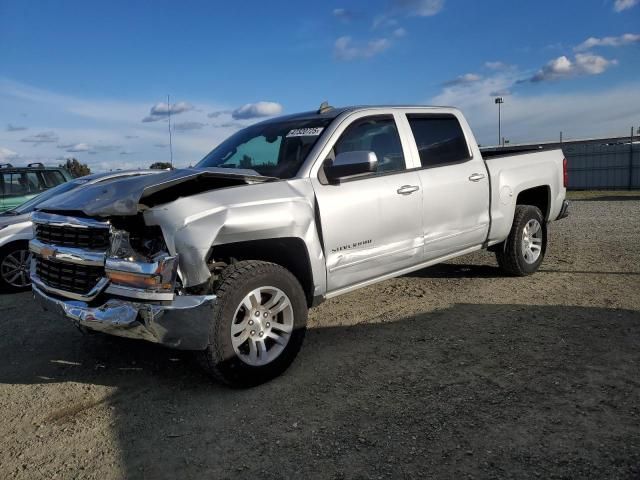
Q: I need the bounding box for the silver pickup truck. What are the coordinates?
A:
[30,105,569,386]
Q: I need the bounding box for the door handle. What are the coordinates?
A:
[397,185,420,195]
[468,173,486,182]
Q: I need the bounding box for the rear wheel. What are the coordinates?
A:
[200,260,308,387]
[0,242,32,292]
[495,205,547,276]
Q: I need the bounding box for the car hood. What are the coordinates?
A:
[36,168,277,217]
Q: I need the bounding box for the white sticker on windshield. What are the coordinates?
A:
[286,127,324,137]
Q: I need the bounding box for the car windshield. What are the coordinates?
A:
[9,179,86,214]
[196,118,332,179]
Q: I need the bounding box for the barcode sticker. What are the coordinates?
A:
[286,127,324,137]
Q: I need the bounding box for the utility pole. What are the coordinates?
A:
[495,97,504,147]
[167,94,173,168]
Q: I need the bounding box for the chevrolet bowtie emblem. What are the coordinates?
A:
[40,245,56,259]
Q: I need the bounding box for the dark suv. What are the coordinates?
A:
[0,163,73,213]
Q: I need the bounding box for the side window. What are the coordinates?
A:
[406,114,471,168]
[41,170,65,187]
[2,173,28,197]
[331,116,406,174]
[3,173,21,197]
[26,172,45,192]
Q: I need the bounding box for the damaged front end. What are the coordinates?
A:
[29,211,215,350]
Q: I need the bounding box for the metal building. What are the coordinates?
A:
[481,134,640,190]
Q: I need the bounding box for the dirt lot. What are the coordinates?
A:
[1,194,639,479]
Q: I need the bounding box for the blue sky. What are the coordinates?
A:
[1,0,639,170]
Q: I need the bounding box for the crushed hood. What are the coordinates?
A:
[37,168,276,217]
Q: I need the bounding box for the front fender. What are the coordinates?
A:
[143,179,326,295]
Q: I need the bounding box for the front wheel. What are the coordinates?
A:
[0,242,32,292]
[495,205,547,276]
[200,260,308,387]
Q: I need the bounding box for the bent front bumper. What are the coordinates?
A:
[33,284,216,350]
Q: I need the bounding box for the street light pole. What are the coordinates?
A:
[495,97,504,147]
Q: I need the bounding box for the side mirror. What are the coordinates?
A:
[325,151,378,183]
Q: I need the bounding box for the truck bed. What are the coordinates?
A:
[484,148,566,244]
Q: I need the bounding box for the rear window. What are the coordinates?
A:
[41,170,66,187]
[406,114,471,168]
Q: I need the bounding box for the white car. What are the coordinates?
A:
[0,170,159,291]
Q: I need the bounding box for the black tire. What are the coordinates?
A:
[495,205,547,276]
[199,260,308,387]
[0,242,32,292]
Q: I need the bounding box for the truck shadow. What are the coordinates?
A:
[1,294,639,479]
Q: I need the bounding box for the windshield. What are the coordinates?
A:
[196,118,332,179]
[10,179,85,214]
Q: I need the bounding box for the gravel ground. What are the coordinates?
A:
[0,195,639,479]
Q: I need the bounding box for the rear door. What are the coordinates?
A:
[400,112,490,260]
[310,112,424,292]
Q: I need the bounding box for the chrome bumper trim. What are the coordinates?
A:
[29,238,106,266]
[105,283,175,301]
[33,284,216,350]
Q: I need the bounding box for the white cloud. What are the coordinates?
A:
[485,61,508,70]
[490,89,512,97]
[393,27,407,38]
[207,110,232,118]
[142,101,194,122]
[0,147,19,162]
[151,101,193,116]
[334,36,391,60]
[58,142,92,152]
[20,131,59,144]
[444,73,482,86]
[173,121,206,131]
[574,53,617,74]
[528,53,617,82]
[430,70,640,144]
[0,78,239,172]
[614,0,638,12]
[394,0,444,16]
[575,33,640,51]
[87,144,122,154]
[372,14,398,29]
[231,102,283,120]
[332,8,353,22]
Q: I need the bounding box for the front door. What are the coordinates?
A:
[311,113,423,292]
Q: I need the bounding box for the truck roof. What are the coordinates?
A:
[258,105,459,125]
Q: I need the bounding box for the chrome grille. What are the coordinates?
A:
[35,224,110,250]
[35,257,104,295]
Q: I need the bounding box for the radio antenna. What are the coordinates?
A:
[167,94,173,168]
